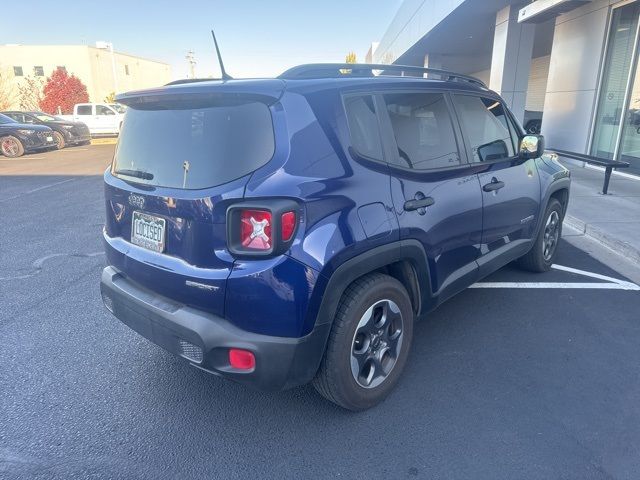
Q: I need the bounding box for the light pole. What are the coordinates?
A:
[185,50,196,79]
[96,41,118,93]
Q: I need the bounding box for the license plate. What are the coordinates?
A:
[131,211,166,252]
[46,136,53,142]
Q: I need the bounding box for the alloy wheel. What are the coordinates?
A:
[542,210,560,261]
[350,299,404,389]
[1,138,19,156]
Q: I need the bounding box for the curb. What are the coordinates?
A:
[564,214,640,265]
[91,138,118,145]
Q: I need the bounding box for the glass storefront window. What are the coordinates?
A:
[591,2,640,161]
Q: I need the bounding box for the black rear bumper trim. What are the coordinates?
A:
[100,266,330,391]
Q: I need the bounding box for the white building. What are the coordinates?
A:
[0,44,172,109]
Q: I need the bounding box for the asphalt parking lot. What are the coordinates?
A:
[2,146,640,480]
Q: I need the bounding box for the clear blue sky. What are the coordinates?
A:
[2,0,402,79]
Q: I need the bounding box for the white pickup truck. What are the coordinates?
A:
[58,103,126,135]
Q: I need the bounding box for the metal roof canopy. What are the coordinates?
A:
[518,0,592,24]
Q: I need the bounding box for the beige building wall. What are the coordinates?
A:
[0,44,171,109]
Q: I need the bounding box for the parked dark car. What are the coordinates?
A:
[100,64,571,410]
[2,111,91,149]
[0,113,56,157]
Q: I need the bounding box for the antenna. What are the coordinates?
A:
[211,29,232,80]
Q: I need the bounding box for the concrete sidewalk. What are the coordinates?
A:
[561,162,640,264]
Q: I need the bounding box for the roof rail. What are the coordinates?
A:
[278,63,487,87]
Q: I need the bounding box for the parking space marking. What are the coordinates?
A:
[0,178,76,203]
[470,264,640,291]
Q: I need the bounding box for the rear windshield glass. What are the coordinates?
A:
[112,100,274,189]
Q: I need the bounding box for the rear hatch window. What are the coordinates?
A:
[112,99,274,189]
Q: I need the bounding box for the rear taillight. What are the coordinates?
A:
[227,201,299,257]
[240,209,272,250]
[281,211,296,242]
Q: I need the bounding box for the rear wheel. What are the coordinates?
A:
[313,273,414,411]
[53,131,65,149]
[518,198,563,272]
[0,136,25,158]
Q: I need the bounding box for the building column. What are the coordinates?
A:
[489,5,535,123]
[424,54,443,70]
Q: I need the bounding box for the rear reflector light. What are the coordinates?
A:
[229,349,255,370]
[240,209,272,250]
[281,211,296,242]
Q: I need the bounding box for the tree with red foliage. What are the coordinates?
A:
[39,68,89,114]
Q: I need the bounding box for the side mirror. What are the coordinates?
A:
[519,135,544,160]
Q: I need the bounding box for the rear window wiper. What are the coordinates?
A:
[113,168,154,180]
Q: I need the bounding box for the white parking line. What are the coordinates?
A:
[0,178,76,203]
[470,264,640,290]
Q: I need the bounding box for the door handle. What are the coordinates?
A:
[483,178,505,192]
[404,193,435,213]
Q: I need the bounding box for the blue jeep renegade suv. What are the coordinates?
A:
[100,64,570,410]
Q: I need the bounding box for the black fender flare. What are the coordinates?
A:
[535,177,571,236]
[313,239,432,329]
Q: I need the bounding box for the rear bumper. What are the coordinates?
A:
[100,266,330,391]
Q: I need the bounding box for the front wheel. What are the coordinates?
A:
[0,136,25,158]
[518,198,563,272]
[313,273,414,411]
[53,131,65,149]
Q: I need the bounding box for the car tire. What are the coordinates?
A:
[53,131,65,150]
[0,136,25,158]
[517,198,563,272]
[313,273,414,411]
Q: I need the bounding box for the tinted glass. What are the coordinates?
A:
[76,105,92,115]
[34,112,58,122]
[13,66,23,76]
[344,95,383,161]
[34,66,44,76]
[453,95,516,162]
[112,100,274,190]
[4,113,22,122]
[96,105,115,115]
[0,113,17,124]
[110,104,126,113]
[383,92,461,170]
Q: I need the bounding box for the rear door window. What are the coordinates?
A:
[382,92,462,170]
[344,95,383,161]
[112,100,275,189]
[96,105,115,115]
[452,95,516,163]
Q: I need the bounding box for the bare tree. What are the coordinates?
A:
[17,75,44,111]
[0,65,15,110]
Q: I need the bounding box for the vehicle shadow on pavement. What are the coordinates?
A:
[117,239,640,478]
